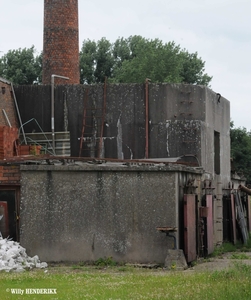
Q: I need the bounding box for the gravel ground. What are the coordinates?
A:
[186,252,251,272]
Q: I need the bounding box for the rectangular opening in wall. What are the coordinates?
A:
[0,189,19,241]
[214,131,220,175]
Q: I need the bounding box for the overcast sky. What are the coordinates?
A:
[0,0,250,130]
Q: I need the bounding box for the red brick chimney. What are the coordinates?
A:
[42,0,80,84]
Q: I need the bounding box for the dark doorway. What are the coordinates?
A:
[0,189,19,241]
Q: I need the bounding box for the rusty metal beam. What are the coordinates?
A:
[239,184,251,195]
[145,78,150,159]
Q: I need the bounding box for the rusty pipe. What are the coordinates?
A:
[51,74,69,155]
[239,184,251,195]
[145,78,150,159]
[98,77,107,158]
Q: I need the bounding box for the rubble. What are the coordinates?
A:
[0,237,48,272]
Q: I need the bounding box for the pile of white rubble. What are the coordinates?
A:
[0,236,48,272]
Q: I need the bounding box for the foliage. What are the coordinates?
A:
[80,35,212,85]
[0,46,42,84]
[230,253,250,259]
[1,37,212,86]
[1,264,251,299]
[94,256,117,267]
[230,122,251,183]
[211,234,251,258]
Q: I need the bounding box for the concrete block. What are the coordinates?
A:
[164,249,188,270]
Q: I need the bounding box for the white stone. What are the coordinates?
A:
[0,237,47,272]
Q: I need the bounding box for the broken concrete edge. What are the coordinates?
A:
[19,162,204,174]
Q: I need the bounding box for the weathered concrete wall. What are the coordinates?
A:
[15,83,229,164]
[20,163,202,263]
[15,84,145,158]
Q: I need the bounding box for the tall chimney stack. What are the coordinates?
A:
[42,0,80,84]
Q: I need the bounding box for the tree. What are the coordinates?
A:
[111,37,183,83]
[80,38,114,84]
[0,46,42,84]
[179,51,212,86]
[94,38,114,83]
[230,122,251,183]
[80,39,97,84]
[79,35,212,85]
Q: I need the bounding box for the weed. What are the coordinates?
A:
[72,265,82,270]
[210,237,251,258]
[230,253,250,260]
[190,261,197,267]
[94,256,117,267]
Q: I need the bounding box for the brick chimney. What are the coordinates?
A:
[42,0,80,84]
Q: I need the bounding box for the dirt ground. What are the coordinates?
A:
[186,252,251,272]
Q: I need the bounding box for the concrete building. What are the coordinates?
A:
[0,78,250,264]
[0,0,249,265]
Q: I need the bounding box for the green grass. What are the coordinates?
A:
[1,263,251,300]
[230,253,250,259]
[211,234,251,257]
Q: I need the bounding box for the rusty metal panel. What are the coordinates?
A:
[231,194,237,244]
[206,195,214,255]
[247,196,251,233]
[184,194,196,262]
[0,201,9,238]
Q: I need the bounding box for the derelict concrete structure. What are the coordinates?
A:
[20,163,203,263]
[12,82,233,263]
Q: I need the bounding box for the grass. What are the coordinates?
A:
[1,263,251,300]
[210,233,251,258]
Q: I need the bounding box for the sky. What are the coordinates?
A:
[0,0,250,130]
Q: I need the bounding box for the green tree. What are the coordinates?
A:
[80,38,114,84]
[230,122,251,182]
[79,35,212,85]
[94,38,114,83]
[0,46,42,84]
[80,39,97,84]
[112,37,182,83]
[179,51,212,85]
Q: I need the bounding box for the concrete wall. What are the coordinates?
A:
[15,82,230,249]
[20,163,202,263]
[14,83,230,163]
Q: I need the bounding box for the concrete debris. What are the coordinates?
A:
[0,237,48,272]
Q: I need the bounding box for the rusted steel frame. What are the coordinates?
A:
[230,193,237,244]
[145,78,149,159]
[184,194,197,262]
[79,88,89,157]
[205,195,214,255]
[239,184,251,195]
[98,77,107,158]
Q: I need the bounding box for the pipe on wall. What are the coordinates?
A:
[145,78,150,159]
[51,75,69,155]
